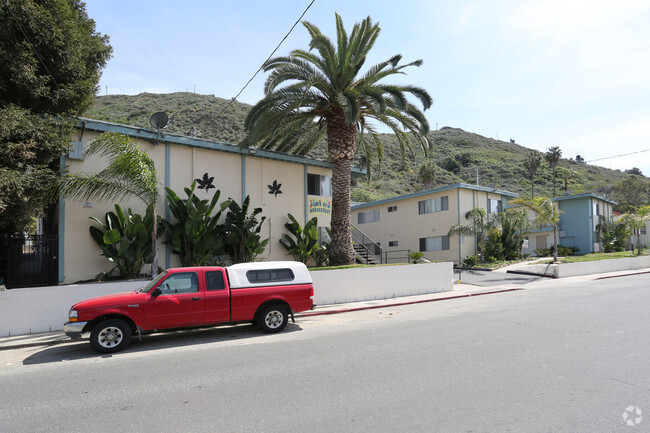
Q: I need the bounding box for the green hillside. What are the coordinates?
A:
[86,92,639,204]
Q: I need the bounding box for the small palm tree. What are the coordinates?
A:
[545,146,562,197]
[57,132,161,278]
[523,150,543,198]
[417,160,439,190]
[510,197,563,261]
[243,13,432,266]
[448,208,496,262]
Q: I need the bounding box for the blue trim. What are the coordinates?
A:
[304,165,308,224]
[165,142,171,269]
[351,182,517,210]
[58,155,66,283]
[75,117,366,179]
[241,154,246,202]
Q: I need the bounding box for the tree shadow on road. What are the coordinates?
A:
[22,322,303,365]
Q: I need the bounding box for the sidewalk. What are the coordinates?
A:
[0,284,515,351]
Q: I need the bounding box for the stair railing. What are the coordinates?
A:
[350,224,383,264]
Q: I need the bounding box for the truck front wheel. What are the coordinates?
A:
[258,305,288,333]
[90,319,132,354]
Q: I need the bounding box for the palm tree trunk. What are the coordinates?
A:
[553,226,558,262]
[327,113,357,266]
[552,168,557,197]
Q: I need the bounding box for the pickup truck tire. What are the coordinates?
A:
[258,305,288,333]
[90,319,132,354]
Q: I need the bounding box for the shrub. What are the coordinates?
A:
[462,255,478,267]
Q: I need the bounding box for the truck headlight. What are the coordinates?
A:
[69,308,78,321]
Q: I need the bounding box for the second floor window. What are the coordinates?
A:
[418,196,449,214]
[357,209,380,224]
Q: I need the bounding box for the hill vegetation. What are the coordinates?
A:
[87,92,643,206]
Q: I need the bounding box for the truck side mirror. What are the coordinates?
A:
[151,288,162,297]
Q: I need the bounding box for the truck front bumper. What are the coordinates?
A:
[63,321,88,340]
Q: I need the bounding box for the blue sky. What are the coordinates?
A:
[85,0,650,176]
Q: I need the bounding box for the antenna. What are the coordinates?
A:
[149,112,168,145]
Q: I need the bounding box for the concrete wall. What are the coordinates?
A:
[0,280,145,337]
[0,263,453,337]
[520,255,650,278]
[311,262,453,305]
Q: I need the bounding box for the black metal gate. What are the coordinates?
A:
[0,234,58,289]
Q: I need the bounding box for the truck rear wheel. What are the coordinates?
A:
[258,305,288,333]
[90,319,132,354]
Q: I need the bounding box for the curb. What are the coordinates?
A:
[506,269,557,278]
[298,288,523,317]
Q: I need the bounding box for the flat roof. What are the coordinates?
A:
[351,183,518,210]
[75,117,366,178]
[552,192,617,205]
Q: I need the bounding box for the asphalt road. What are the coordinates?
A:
[1,274,649,433]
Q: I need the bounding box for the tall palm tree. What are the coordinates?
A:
[447,207,496,262]
[243,13,432,266]
[523,150,542,198]
[509,197,563,262]
[57,132,161,278]
[545,146,562,197]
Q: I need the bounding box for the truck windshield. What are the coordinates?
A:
[139,271,168,293]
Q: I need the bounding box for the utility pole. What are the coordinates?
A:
[475,168,479,186]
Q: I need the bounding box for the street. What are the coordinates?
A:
[1,273,649,433]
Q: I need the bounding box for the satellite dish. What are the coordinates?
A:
[150,112,168,129]
[149,112,168,145]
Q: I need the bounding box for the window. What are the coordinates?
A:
[246,268,295,284]
[159,272,199,294]
[388,205,398,213]
[419,236,450,252]
[308,174,332,196]
[642,226,647,235]
[357,209,380,224]
[488,199,502,214]
[389,240,399,247]
[418,196,449,214]
[593,202,600,216]
[206,271,225,291]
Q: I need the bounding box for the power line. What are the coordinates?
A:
[586,148,650,163]
[214,0,316,121]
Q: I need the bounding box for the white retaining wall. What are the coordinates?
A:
[0,280,146,337]
[521,255,650,278]
[311,262,453,305]
[0,263,454,337]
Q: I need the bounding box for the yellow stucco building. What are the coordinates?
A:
[58,119,362,284]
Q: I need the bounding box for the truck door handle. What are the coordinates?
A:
[192,297,201,301]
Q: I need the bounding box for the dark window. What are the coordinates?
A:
[388,205,398,212]
[246,268,295,284]
[307,174,332,196]
[205,271,225,291]
[389,240,399,247]
[419,236,450,251]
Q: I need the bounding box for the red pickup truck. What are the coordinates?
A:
[64,261,314,353]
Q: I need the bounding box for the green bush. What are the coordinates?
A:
[462,255,478,267]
